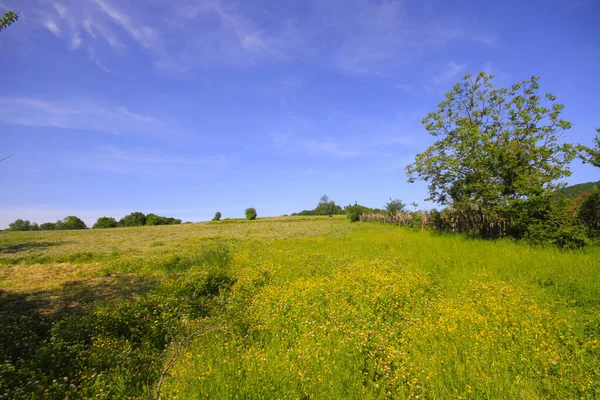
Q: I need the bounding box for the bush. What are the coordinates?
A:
[245,208,257,220]
[345,205,362,222]
[59,216,87,230]
[39,222,57,231]
[212,212,222,222]
[93,217,118,229]
[512,195,590,249]
[118,212,146,227]
[578,190,600,237]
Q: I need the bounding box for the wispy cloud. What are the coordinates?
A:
[68,145,230,176]
[394,84,428,98]
[44,19,61,36]
[433,61,466,84]
[91,0,157,48]
[17,0,497,75]
[0,96,181,136]
[273,133,361,158]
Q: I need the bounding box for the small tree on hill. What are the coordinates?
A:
[212,212,222,221]
[385,198,407,216]
[317,194,338,217]
[93,217,118,229]
[245,208,257,220]
[60,216,87,230]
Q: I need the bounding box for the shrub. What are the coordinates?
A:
[59,216,87,230]
[118,212,146,227]
[39,222,57,230]
[385,198,407,216]
[345,205,362,222]
[245,208,257,220]
[512,195,590,249]
[93,217,118,229]
[578,190,600,237]
[212,212,222,222]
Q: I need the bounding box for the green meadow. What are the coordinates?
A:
[1,216,598,399]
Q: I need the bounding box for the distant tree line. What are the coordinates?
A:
[6,212,182,231]
[8,216,87,231]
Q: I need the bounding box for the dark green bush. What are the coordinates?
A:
[118,212,146,227]
[92,217,117,229]
[578,190,600,237]
[345,205,362,222]
[212,212,222,221]
[245,208,257,220]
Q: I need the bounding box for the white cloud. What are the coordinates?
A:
[433,61,466,84]
[66,145,231,176]
[70,32,82,49]
[0,96,182,136]
[273,133,360,158]
[20,0,497,75]
[52,2,68,18]
[45,19,61,36]
[394,84,427,98]
[91,0,157,48]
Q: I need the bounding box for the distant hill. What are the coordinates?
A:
[559,181,600,199]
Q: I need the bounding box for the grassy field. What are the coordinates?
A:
[1,216,599,399]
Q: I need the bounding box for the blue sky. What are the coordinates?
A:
[1,0,599,227]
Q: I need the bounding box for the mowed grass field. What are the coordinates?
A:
[1,216,599,399]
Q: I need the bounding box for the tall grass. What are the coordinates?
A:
[0,217,598,398]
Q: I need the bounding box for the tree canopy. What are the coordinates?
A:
[0,11,18,32]
[406,72,575,210]
[577,128,600,168]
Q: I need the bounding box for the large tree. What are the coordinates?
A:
[406,72,575,211]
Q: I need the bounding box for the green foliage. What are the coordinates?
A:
[385,198,407,216]
[93,217,118,229]
[0,246,236,399]
[145,213,182,226]
[407,72,575,210]
[212,212,222,221]
[245,207,257,220]
[345,205,362,222]
[293,195,345,216]
[578,190,600,237]
[118,212,146,227]
[39,222,57,231]
[0,11,18,32]
[344,203,383,222]
[510,195,589,249]
[8,219,39,231]
[60,216,87,230]
[577,127,600,168]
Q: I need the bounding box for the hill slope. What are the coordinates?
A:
[0,217,598,399]
[559,180,600,199]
